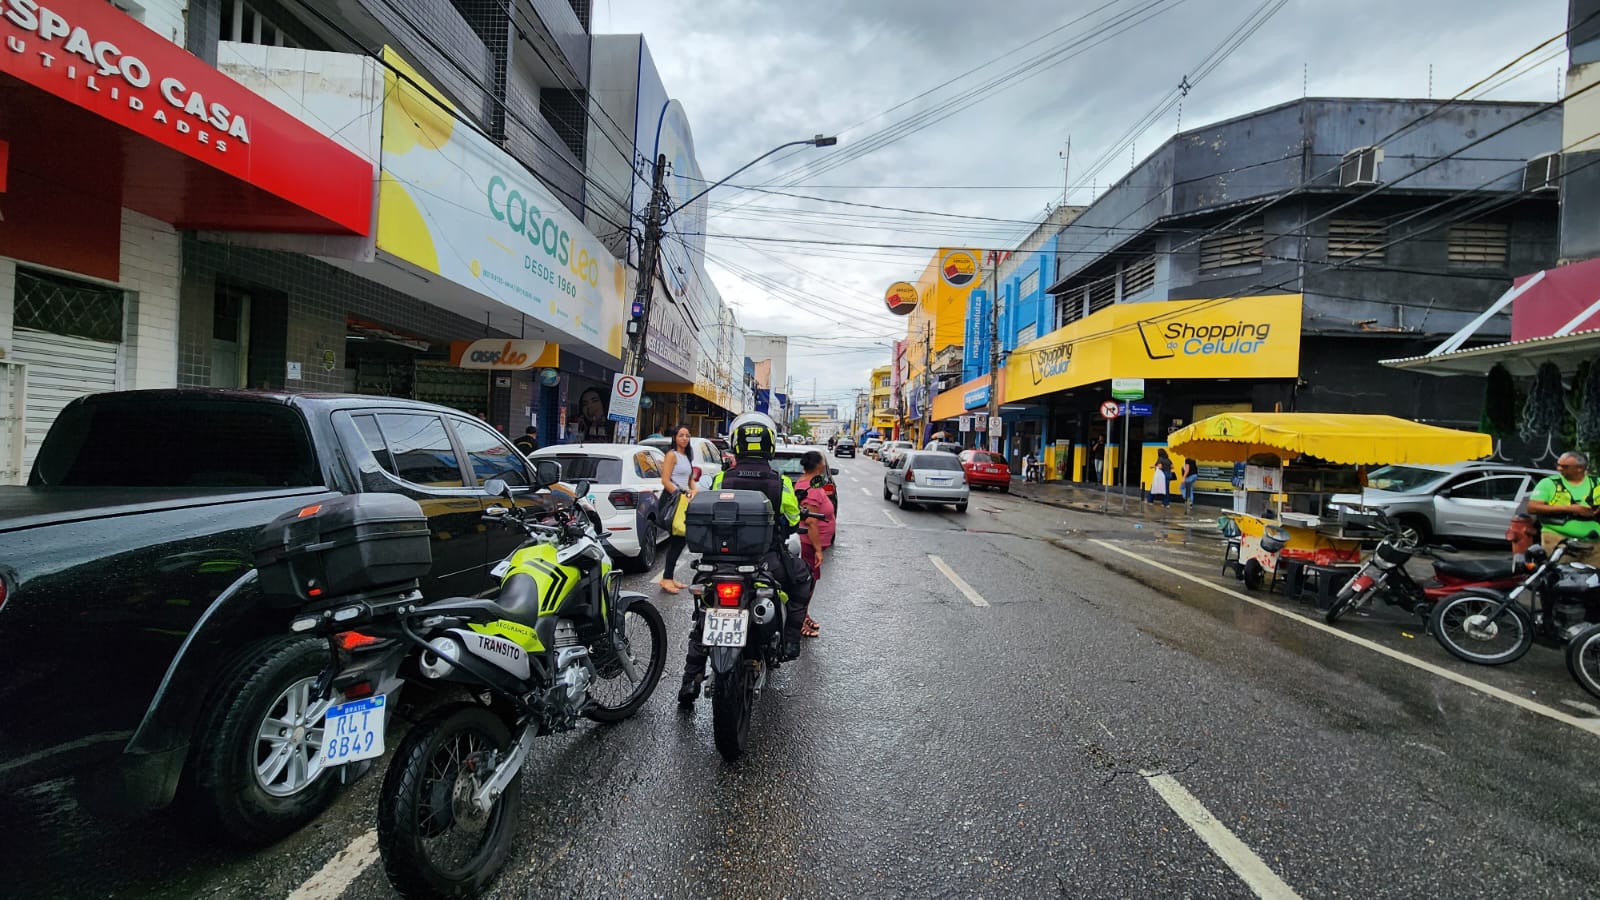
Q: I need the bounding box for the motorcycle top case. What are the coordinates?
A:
[253,493,432,606]
[685,490,773,557]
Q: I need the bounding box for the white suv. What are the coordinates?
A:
[639,434,724,489]
[530,444,668,571]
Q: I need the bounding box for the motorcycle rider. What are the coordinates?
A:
[678,412,815,705]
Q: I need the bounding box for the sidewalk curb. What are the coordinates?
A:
[1012,486,1227,545]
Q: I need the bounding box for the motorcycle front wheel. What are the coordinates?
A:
[586,600,668,723]
[378,705,522,899]
[712,662,756,762]
[1429,592,1534,666]
[1323,581,1365,624]
[1565,624,1600,700]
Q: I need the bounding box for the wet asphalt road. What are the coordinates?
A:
[6,453,1600,898]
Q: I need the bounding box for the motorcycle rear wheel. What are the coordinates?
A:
[1565,624,1600,700]
[712,663,755,762]
[1429,592,1533,666]
[378,705,522,899]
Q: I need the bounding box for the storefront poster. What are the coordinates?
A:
[376,48,625,358]
[570,383,613,442]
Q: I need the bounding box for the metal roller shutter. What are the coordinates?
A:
[12,327,120,477]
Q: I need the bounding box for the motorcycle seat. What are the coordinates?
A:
[1432,557,1514,581]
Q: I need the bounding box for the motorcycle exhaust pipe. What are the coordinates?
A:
[418,635,465,679]
[752,596,777,626]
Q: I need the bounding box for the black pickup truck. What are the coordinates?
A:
[0,390,556,843]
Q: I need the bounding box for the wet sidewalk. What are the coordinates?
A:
[1006,478,1227,541]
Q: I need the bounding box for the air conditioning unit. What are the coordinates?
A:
[1523,153,1562,193]
[1340,146,1383,187]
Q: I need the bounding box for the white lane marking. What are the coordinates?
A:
[882,509,905,528]
[861,486,871,496]
[1088,539,1600,737]
[287,829,379,900]
[929,554,990,607]
[1140,771,1302,900]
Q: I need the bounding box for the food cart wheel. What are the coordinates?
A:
[1241,559,1265,591]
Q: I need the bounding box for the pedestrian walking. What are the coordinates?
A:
[1149,449,1173,509]
[654,425,697,594]
[797,450,834,638]
[1180,457,1198,512]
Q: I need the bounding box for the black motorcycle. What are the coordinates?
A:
[1323,516,1522,625]
[681,489,824,762]
[1431,539,1599,666]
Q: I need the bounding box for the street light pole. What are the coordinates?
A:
[622,136,836,441]
[986,252,1001,455]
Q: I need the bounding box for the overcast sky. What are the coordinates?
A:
[593,0,1567,413]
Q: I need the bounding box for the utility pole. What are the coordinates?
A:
[622,153,668,442]
[919,321,932,447]
[986,251,1001,455]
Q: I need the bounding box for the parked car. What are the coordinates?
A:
[925,441,964,454]
[638,434,725,489]
[772,447,843,513]
[884,450,970,512]
[1327,462,1553,544]
[531,444,670,570]
[959,449,1012,492]
[833,438,857,458]
[881,440,916,467]
[0,390,563,845]
[862,438,884,459]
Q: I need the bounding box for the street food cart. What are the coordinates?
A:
[1167,413,1494,588]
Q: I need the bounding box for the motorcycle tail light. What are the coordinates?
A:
[714,582,744,607]
[608,489,637,509]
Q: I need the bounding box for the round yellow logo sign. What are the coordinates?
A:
[884,281,919,316]
[940,250,979,288]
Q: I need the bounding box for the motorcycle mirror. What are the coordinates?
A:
[572,479,591,500]
[482,478,512,499]
[830,467,840,475]
[530,458,562,489]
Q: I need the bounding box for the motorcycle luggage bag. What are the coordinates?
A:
[685,490,773,557]
[254,493,432,606]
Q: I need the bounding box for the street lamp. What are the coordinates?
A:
[622,135,839,436]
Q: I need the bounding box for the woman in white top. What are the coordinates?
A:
[1148,448,1173,509]
[655,425,697,593]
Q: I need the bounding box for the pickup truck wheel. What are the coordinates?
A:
[183,637,342,846]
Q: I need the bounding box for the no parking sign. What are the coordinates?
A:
[609,373,641,423]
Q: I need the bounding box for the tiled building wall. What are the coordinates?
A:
[179,238,517,392]
[120,210,181,389]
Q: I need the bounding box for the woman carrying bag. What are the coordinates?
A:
[654,425,697,594]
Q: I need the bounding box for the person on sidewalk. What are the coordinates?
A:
[653,425,697,594]
[1089,436,1105,483]
[1149,449,1173,509]
[1180,457,1199,512]
[512,424,539,456]
[1527,451,1599,558]
[797,450,834,638]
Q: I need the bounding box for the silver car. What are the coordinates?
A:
[881,440,916,467]
[1328,462,1552,544]
[884,450,969,512]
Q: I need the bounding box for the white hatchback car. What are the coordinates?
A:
[529,443,669,571]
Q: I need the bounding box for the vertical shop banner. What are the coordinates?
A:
[376,48,625,357]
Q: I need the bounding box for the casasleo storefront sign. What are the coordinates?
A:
[3,1,249,152]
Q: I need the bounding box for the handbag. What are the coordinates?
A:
[654,490,681,528]
[671,492,690,537]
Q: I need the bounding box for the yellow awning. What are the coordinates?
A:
[1166,413,1492,465]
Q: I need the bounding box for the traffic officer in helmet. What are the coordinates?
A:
[678,412,816,704]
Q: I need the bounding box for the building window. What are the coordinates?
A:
[1327,218,1388,265]
[1087,274,1116,313]
[1198,222,1265,273]
[1019,269,1039,299]
[1448,221,1509,268]
[1122,256,1156,296]
[15,269,125,343]
[221,0,299,47]
[1055,292,1083,330]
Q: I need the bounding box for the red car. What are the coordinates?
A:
[959,449,1011,492]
